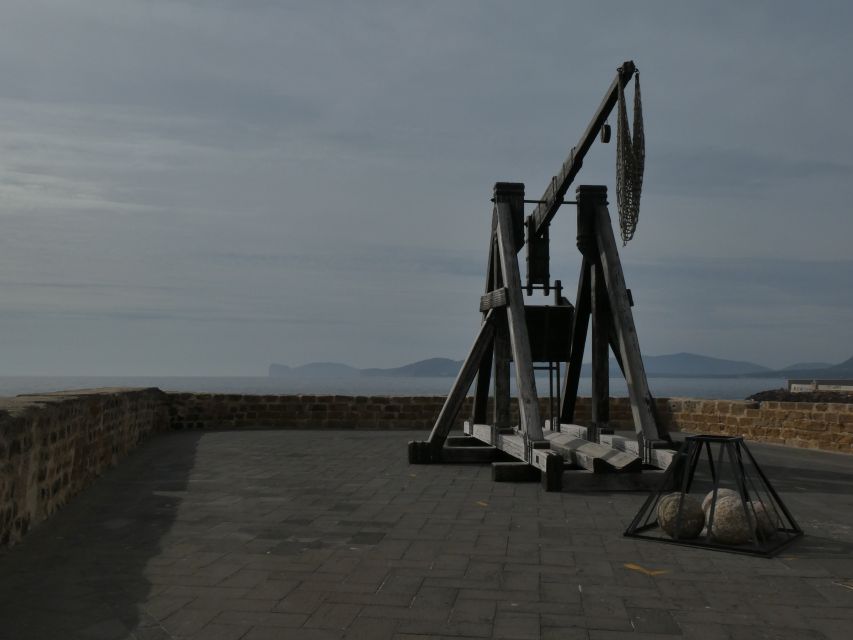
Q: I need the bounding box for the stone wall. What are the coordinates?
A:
[166,394,627,431]
[0,388,168,546]
[663,398,853,453]
[166,393,852,453]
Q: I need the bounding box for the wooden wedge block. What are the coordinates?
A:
[544,431,642,473]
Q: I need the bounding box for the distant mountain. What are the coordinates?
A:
[780,361,834,371]
[269,362,359,378]
[581,352,771,377]
[361,358,463,377]
[271,352,780,380]
[269,358,462,378]
[777,355,853,379]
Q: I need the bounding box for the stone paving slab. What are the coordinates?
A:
[0,429,851,639]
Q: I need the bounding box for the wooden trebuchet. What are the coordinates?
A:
[412,60,675,489]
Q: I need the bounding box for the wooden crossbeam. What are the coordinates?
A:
[480,287,507,311]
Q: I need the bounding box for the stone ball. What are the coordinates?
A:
[701,488,738,515]
[708,495,754,545]
[656,493,705,539]
[751,500,778,540]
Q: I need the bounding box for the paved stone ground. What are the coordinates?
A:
[0,430,852,640]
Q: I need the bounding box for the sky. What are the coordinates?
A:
[0,0,851,375]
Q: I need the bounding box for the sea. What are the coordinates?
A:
[0,375,785,400]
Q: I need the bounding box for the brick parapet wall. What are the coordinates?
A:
[166,393,852,453]
[166,393,623,431]
[0,388,168,546]
[663,397,853,452]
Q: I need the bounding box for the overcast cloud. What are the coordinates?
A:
[0,1,851,375]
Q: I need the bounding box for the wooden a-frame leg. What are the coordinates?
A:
[584,188,669,442]
[492,239,511,432]
[495,202,544,442]
[472,233,497,424]
[421,309,497,461]
[590,261,610,441]
[560,258,591,424]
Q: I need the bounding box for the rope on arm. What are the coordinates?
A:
[615,72,645,245]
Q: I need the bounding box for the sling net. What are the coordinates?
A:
[616,72,644,245]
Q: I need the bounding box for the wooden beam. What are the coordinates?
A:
[560,258,591,423]
[495,199,544,442]
[473,233,498,424]
[427,309,496,451]
[585,189,668,442]
[531,61,637,237]
[590,262,609,440]
[480,287,508,311]
[492,238,511,430]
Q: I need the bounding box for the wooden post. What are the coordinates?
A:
[559,259,590,424]
[578,185,668,442]
[492,238,511,430]
[590,262,610,441]
[494,183,544,442]
[472,232,496,424]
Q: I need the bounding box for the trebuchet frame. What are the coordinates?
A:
[408,61,675,490]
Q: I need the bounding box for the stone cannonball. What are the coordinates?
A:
[702,488,738,516]
[751,500,778,540]
[656,493,705,539]
[708,495,754,545]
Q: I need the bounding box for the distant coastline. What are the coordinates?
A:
[269,352,853,380]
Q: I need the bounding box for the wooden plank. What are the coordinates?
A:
[480,287,507,311]
[587,191,667,441]
[427,309,496,450]
[495,199,544,442]
[590,262,609,440]
[560,258,591,423]
[600,433,678,470]
[544,431,642,473]
[531,61,637,237]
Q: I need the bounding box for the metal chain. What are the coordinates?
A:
[616,73,645,245]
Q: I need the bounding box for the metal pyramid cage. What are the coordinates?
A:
[624,435,803,557]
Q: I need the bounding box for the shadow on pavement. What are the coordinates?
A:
[0,431,203,640]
